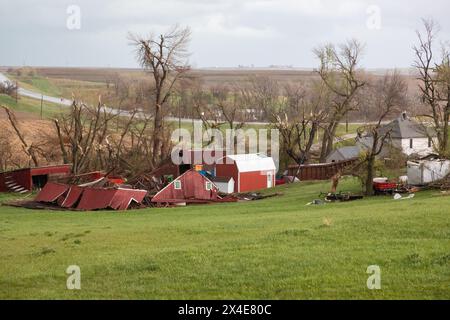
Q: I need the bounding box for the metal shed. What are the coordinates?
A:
[215,154,276,193]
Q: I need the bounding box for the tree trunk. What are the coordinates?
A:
[365,156,375,196]
[319,121,339,162]
[152,104,163,165]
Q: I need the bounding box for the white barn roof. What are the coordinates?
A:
[224,154,276,173]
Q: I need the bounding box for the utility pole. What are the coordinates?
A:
[15,81,18,103]
[346,114,349,133]
[178,100,182,142]
[40,94,43,119]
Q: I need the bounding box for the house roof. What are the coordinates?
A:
[222,154,276,173]
[328,146,361,161]
[378,113,429,139]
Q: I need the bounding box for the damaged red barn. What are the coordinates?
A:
[151,169,222,204]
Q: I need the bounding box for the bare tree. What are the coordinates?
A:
[357,71,408,195]
[192,82,225,146]
[53,99,118,174]
[314,39,366,162]
[271,81,328,165]
[413,18,450,157]
[1,106,39,167]
[241,76,280,121]
[129,25,191,166]
[211,85,246,132]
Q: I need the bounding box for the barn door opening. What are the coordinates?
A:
[32,175,48,189]
[267,172,273,188]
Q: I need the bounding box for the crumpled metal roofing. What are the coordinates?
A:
[35,182,70,203]
[76,188,147,211]
[35,183,147,211]
[61,185,84,208]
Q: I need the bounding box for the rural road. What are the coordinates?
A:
[0,72,205,123]
[0,71,374,128]
[0,71,261,125]
[0,72,73,106]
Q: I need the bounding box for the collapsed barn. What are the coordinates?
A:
[34,182,147,211]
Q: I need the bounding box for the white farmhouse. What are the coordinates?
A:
[357,112,436,157]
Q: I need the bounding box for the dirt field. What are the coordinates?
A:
[5,67,320,85]
[4,66,416,87]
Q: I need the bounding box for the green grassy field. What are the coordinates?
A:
[12,76,63,97]
[7,73,107,102]
[0,178,449,299]
[0,94,64,119]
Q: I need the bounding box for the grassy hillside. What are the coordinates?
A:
[0,178,448,299]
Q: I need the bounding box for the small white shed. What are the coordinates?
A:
[211,176,235,194]
[407,159,450,185]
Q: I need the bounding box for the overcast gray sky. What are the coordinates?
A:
[0,0,448,69]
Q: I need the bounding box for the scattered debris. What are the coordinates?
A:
[234,192,283,201]
[393,193,415,200]
[428,172,450,190]
[407,159,450,186]
[323,192,364,202]
[128,161,180,193]
[372,177,414,195]
[306,199,325,206]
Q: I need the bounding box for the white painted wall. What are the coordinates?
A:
[400,138,435,156]
[357,136,437,157]
[214,178,235,194]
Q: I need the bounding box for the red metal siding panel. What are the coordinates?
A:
[109,189,147,210]
[30,165,72,176]
[0,169,31,191]
[0,174,6,192]
[13,170,33,191]
[239,171,275,193]
[76,188,147,211]
[61,185,84,208]
[35,182,70,202]
[77,188,116,210]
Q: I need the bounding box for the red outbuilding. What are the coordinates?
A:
[215,154,276,193]
[0,164,72,193]
[151,169,219,204]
